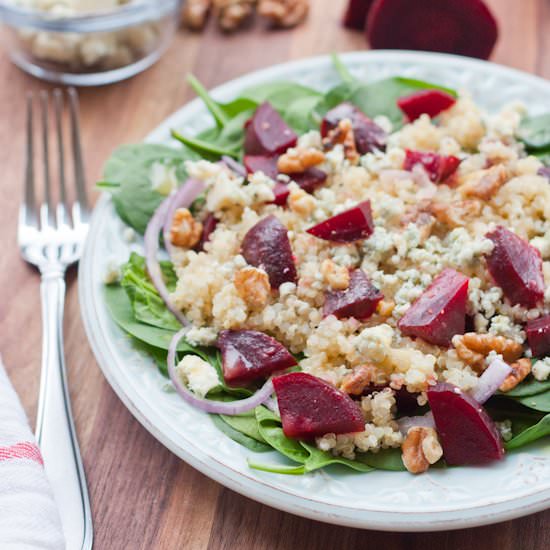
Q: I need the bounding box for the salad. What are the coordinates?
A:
[101,55,550,475]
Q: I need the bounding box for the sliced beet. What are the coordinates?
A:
[343,0,375,30]
[291,167,327,193]
[243,154,279,179]
[241,215,297,288]
[397,89,457,122]
[195,213,218,252]
[244,102,297,156]
[403,149,461,183]
[366,0,498,60]
[324,269,383,320]
[526,315,550,358]
[218,330,296,386]
[398,267,469,346]
[486,226,544,308]
[321,102,387,154]
[428,382,504,465]
[272,182,291,206]
[362,386,419,415]
[273,372,365,438]
[306,200,374,242]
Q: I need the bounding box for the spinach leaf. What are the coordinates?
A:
[502,376,550,397]
[220,411,267,443]
[121,253,180,331]
[514,392,550,413]
[505,414,550,450]
[188,74,229,128]
[330,52,356,85]
[207,351,253,398]
[354,448,407,471]
[131,339,170,376]
[210,415,272,453]
[247,461,306,475]
[518,113,550,150]
[239,81,322,112]
[300,443,374,473]
[171,129,239,159]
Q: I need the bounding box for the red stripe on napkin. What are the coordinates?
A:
[0,442,43,465]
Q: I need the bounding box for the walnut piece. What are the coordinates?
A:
[181,0,212,30]
[459,165,508,200]
[213,0,256,31]
[234,266,271,309]
[322,118,359,164]
[340,365,380,395]
[452,332,523,372]
[258,0,309,27]
[288,187,315,217]
[170,208,203,248]
[428,199,482,228]
[499,358,532,392]
[401,427,443,474]
[277,147,324,174]
[321,259,350,290]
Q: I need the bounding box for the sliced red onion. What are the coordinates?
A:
[167,328,275,415]
[397,412,435,435]
[471,357,512,404]
[161,178,205,257]
[222,155,247,178]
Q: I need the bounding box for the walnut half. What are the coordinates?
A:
[401,426,443,474]
[170,208,203,248]
[277,146,324,174]
[499,358,532,392]
[258,0,309,28]
[234,266,271,309]
[181,0,212,30]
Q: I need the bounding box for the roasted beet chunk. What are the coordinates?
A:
[307,200,374,242]
[397,89,456,122]
[291,167,327,193]
[404,150,460,183]
[218,330,296,386]
[273,372,365,438]
[324,269,383,320]
[343,0,375,30]
[526,315,550,358]
[428,383,504,465]
[486,226,544,308]
[241,215,297,288]
[244,154,279,179]
[195,213,218,252]
[398,268,469,346]
[367,0,498,60]
[244,102,297,156]
[321,102,387,154]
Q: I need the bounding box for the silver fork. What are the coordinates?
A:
[18,88,93,550]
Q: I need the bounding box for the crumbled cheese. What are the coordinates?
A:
[150,162,178,196]
[122,227,136,243]
[177,355,219,398]
[103,258,120,284]
[532,357,550,381]
[496,419,514,442]
[489,315,526,344]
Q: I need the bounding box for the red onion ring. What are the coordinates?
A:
[471,357,512,404]
[161,178,205,257]
[145,179,205,326]
[398,412,435,435]
[167,328,275,414]
[221,155,247,178]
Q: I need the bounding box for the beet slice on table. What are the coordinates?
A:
[321,102,387,154]
[244,102,297,156]
[397,89,457,122]
[241,215,297,288]
[218,330,296,386]
[324,269,383,320]
[398,267,469,346]
[343,0,375,30]
[366,0,499,60]
[526,314,550,358]
[428,382,504,465]
[485,226,544,308]
[273,372,365,439]
[306,200,374,242]
[403,149,460,183]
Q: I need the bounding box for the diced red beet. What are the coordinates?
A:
[241,215,297,288]
[486,226,544,308]
[428,382,504,465]
[526,315,550,358]
[343,0,375,30]
[273,372,365,438]
[272,182,291,206]
[243,154,279,179]
[218,330,296,386]
[398,268,469,346]
[291,167,327,193]
[366,0,498,60]
[195,213,218,252]
[362,386,419,415]
[324,269,383,320]
[306,200,374,242]
[397,89,457,122]
[403,149,461,183]
[244,102,297,156]
[321,102,387,154]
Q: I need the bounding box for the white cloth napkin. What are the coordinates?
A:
[0,356,65,550]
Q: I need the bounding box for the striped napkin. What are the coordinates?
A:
[0,356,65,550]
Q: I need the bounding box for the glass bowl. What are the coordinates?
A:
[0,0,182,86]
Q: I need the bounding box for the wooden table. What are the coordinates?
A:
[1,0,549,548]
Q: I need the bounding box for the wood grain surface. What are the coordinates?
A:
[1,0,549,548]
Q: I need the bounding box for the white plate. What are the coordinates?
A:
[79,51,550,531]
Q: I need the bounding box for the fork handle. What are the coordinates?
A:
[35,271,93,550]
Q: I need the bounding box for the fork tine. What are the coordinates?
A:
[40,90,54,229]
[67,87,89,223]
[53,88,68,227]
[23,92,37,227]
